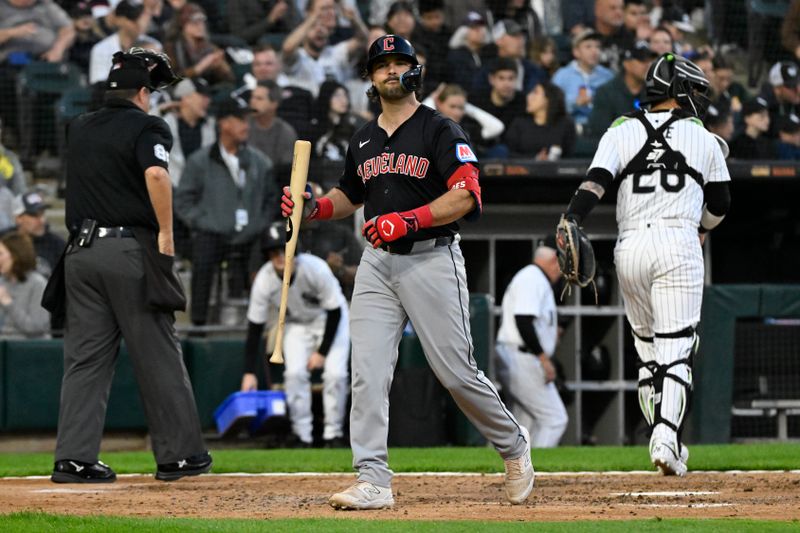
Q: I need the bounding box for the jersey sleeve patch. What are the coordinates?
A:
[455,143,478,163]
[154,144,169,163]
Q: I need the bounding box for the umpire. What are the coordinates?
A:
[49,48,211,483]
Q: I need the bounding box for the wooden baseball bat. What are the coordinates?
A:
[269,140,311,364]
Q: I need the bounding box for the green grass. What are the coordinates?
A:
[1,443,798,477]
[1,514,799,532]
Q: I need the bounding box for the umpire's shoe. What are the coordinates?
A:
[51,460,117,483]
[155,451,213,481]
[504,426,535,504]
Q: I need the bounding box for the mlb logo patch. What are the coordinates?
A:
[455,143,477,163]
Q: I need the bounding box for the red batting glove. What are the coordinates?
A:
[280,185,313,219]
[362,207,433,249]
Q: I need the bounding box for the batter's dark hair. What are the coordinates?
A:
[1,231,36,282]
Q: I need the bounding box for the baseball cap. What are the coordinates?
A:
[493,19,524,41]
[769,61,800,87]
[106,51,151,90]
[13,192,50,217]
[572,28,602,48]
[173,77,211,99]
[70,1,93,18]
[661,6,695,33]
[215,94,252,119]
[623,40,657,61]
[114,0,144,21]
[779,113,800,133]
[741,96,769,117]
[463,11,486,27]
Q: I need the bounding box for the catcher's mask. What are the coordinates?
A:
[643,53,711,118]
[107,47,181,92]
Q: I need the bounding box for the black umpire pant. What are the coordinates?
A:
[54,237,206,465]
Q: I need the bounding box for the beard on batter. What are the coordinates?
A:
[376,79,408,101]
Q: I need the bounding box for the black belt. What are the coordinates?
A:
[381,235,453,255]
[95,226,135,238]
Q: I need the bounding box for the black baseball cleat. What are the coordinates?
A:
[155,451,212,481]
[51,460,117,483]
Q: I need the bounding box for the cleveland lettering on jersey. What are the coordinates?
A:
[356,152,430,182]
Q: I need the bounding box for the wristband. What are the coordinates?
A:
[310,197,334,220]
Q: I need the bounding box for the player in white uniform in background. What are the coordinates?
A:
[559,53,731,475]
[496,237,568,448]
[241,224,350,447]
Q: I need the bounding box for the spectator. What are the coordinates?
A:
[159,77,215,187]
[89,0,160,85]
[623,0,651,40]
[281,0,367,97]
[385,1,415,40]
[659,5,695,56]
[530,0,564,36]
[474,18,546,94]
[705,104,734,144]
[0,118,27,197]
[648,25,674,55]
[528,35,559,78]
[248,79,298,181]
[249,44,316,141]
[489,0,544,43]
[472,57,527,132]
[760,61,800,138]
[228,0,300,45]
[781,0,800,62]
[441,0,487,32]
[587,40,655,137]
[445,10,489,95]
[504,81,575,159]
[68,1,104,74]
[422,83,505,156]
[729,97,778,160]
[594,0,634,72]
[164,3,234,87]
[777,113,800,159]
[345,25,386,121]
[142,0,169,42]
[710,55,748,116]
[551,29,614,130]
[0,0,76,64]
[310,80,366,163]
[0,231,50,338]
[413,0,450,89]
[6,191,65,279]
[175,95,279,328]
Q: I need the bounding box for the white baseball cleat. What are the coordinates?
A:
[504,426,535,504]
[328,481,395,510]
[650,440,688,477]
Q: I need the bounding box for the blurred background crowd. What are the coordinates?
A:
[0,0,799,336]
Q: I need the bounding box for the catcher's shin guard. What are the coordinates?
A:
[634,332,657,428]
[639,327,697,445]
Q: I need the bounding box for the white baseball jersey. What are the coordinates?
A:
[247,253,346,325]
[590,110,730,227]
[496,265,558,356]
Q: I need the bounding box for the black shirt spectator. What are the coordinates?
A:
[504,82,576,159]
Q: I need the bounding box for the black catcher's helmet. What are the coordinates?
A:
[643,53,711,117]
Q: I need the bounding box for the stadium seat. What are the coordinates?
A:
[16,61,85,165]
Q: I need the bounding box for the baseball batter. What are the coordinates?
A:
[496,239,568,448]
[241,224,350,447]
[282,34,533,509]
[560,53,731,476]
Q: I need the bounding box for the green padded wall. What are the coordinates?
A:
[4,340,63,429]
[186,339,248,429]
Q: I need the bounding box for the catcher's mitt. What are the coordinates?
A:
[556,215,597,300]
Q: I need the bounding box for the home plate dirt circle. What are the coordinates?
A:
[1,471,799,521]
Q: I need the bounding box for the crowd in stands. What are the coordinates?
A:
[2,0,800,333]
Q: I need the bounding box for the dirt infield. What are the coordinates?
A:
[1,471,799,521]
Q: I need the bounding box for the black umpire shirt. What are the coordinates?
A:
[65,99,173,234]
[337,105,480,246]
